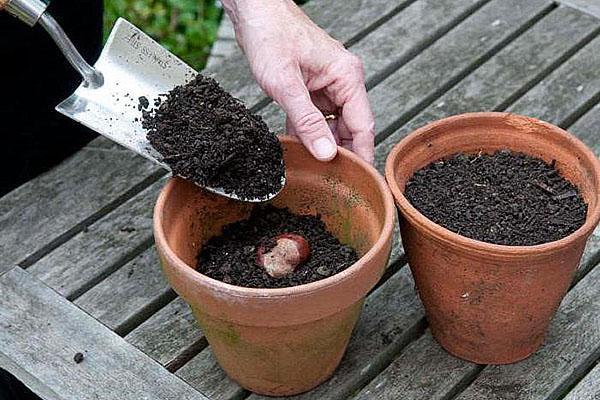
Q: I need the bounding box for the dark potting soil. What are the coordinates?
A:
[197,205,359,288]
[141,75,284,200]
[405,150,587,246]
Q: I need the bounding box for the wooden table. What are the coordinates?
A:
[1,0,600,398]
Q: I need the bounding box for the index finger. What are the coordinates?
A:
[341,84,375,164]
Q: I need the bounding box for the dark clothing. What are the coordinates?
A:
[0,0,103,195]
[0,2,102,398]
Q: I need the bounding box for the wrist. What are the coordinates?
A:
[222,0,299,28]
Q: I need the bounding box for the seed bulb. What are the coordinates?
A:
[256,233,310,278]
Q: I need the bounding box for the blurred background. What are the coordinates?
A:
[104,0,222,70]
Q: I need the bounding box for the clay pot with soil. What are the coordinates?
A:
[385,112,600,364]
[154,136,395,395]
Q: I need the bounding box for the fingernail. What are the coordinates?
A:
[312,137,336,160]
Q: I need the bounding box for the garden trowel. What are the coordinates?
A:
[1,0,284,202]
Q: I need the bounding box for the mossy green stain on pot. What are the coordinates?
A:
[154,137,396,395]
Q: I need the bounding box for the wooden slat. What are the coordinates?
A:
[0,0,406,278]
[27,178,164,299]
[507,36,600,130]
[567,105,600,278]
[257,0,489,130]
[357,262,600,400]
[560,0,600,19]
[563,362,600,400]
[25,0,485,367]
[125,297,204,368]
[203,0,413,107]
[354,332,479,400]
[0,139,161,273]
[568,102,600,152]
[73,248,173,334]
[247,267,426,400]
[176,348,246,400]
[375,4,600,276]
[369,0,564,139]
[0,267,208,400]
[374,6,600,173]
[316,10,599,399]
[127,0,591,388]
[454,264,600,400]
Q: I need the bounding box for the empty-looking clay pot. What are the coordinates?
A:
[154,135,395,395]
[385,112,600,364]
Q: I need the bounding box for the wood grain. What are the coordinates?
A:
[27,178,165,299]
[0,139,161,273]
[559,0,600,19]
[176,348,247,400]
[73,248,174,334]
[354,332,480,400]
[0,268,208,400]
[258,0,492,134]
[125,297,204,368]
[563,362,600,400]
[455,264,600,400]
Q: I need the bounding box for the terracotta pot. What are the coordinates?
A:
[385,112,600,364]
[154,135,395,395]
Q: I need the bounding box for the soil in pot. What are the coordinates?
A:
[141,75,284,200]
[405,150,587,246]
[197,205,359,288]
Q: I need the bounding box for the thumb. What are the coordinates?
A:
[273,76,337,161]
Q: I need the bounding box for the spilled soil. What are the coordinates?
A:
[197,205,359,288]
[141,75,284,200]
[405,150,587,246]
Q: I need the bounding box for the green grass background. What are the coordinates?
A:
[104,0,222,70]
[103,0,308,70]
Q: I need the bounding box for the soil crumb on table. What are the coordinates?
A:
[405,150,587,246]
[197,205,359,288]
[141,75,284,200]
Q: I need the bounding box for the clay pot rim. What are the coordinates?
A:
[154,135,396,298]
[385,112,600,258]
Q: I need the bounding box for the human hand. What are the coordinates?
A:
[222,0,375,163]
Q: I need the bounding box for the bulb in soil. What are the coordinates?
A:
[256,233,310,278]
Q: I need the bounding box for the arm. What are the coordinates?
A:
[221,0,375,163]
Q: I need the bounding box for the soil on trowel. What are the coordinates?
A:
[404,150,587,246]
[197,205,359,288]
[141,75,284,200]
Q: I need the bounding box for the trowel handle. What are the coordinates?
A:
[1,0,48,26]
[2,0,104,88]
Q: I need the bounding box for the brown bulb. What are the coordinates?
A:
[256,233,310,278]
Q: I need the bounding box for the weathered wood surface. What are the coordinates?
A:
[125,297,205,369]
[559,0,600,19]
[73,248,174,335]
[368,0,576,139]
[176,348,247,400]
[454,263,600,400]
[257,0,491,130]
[507,34,600,130]
[259,0,554,134]
[27,178,164,299]
[354,332,479,400]
[203,0,413,108]
[563,362,600,400]
[567,105,600,278]
[0,0,406,278]
[374,6,600,173]
[112,5,596,394]
[0,267,208,400]
[0,139,162,273]
[248,267,426,400]
[355,262,600,400]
